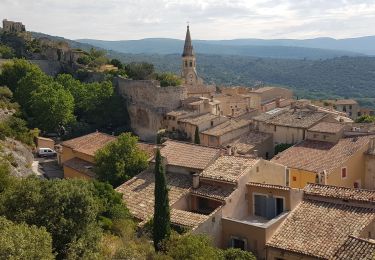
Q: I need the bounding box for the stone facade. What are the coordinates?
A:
[115,77,187,141]
[2,19,26,33]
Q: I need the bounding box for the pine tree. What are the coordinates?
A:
[153,148,171,251]
[194,126,200,144]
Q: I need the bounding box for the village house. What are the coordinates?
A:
[313,99,361,120]
[271,123,375,189]
[247,86,293,112]
[253,106,335,146]
[226,131,274,159]
[116,139,292,256]
[58,132,153,179]
[200,119,251,147]
[266,184,375,260]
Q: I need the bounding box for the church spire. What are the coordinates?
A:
[182,25,194,57]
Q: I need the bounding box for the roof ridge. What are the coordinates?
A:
[163,139,221,150]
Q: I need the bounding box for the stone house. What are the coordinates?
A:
[178,113,229,140]
[253,107,332,146]
[271,125,375,189]
[314,99,361,120]
[200,119,251,147]
[226,131,274,159]
[266,184,375,260]
[247,86,293,112]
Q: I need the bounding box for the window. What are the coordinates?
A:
[254,194,285,220]
[349,112,352,116]
[313,134,318,138]
[293,176,297,182]
[274,125,277,132]
[211,121,214,127]
[184,61,187,67]
[323,135,327,140]
[349,105,352,110]
[341,167,347,179]
[343,106,347,112]
[189,61,193,67]
[256,166,259,172]
[354,182,359,188]
[231,237,246,250]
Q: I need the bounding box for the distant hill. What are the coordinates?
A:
[108,51,375,107]
[30,32,375,107]
[77,38,364,60]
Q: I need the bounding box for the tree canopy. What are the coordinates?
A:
[94,133,148,187]
[0,217,54,260]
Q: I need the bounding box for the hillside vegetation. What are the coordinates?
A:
[111,52,375,107]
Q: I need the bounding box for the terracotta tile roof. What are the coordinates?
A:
[191,183,235,201]
[200,156,258,183]
[63,158,95,177]
[137,142,155,159]
[166,110,193,117]
[226,131,272,154]
[201,119,250,137]
[160,140,221,170]
[179,113,219,126]
[267,199,375,258]
[116,169,191,221]
[270,109,327,128]
[247,182,290,191]
[271,136,372,174]
[332,236,375,260]
[308,122,345,134]
[250,86,275,93]
[61,132,116,156]
[335,99,358,105]
[170,209,209,228]
[304,183,375,203]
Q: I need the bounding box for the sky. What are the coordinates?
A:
[1,0,375,40]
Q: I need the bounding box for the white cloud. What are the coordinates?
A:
[0,0,374,40]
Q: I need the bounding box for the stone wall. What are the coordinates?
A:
[115,77,187,141]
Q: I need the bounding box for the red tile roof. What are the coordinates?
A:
[271,136,372,174]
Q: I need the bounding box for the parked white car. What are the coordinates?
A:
[37,148,57,158]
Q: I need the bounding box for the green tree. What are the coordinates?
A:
[222,248,256,260]
[0,86,13,100]
[0,162,15,193]
[194,126,201,144]
[0,44,15,59]
[0,116,33,145]
[156,72,182,87]
[30,82,75,132]
[153,148,171,251]
[110,58,123,69]
[125,62,155,80]
[356,115,375,123]
[0,178,102,259]
[94,133,148,187]
[0,59,42,92]
[165,234,221,260]
[15,69,52,115]
[0,217,54,260]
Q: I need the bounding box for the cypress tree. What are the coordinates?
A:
[194,126,200,144]
[153,148,171,251]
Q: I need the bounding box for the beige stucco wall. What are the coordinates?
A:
[326,143,368,189]
[250,160,287,186]
[260,123,305,145]
[221,214,289,260]
[36,137,55,150]
[306,130,342,143]
[365,154,375,189]
[63,166,92,180]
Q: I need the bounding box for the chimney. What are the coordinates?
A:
[253,149,258,158]
[227,146,232,155]
[192,173,200,189]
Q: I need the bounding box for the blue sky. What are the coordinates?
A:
[1,0,375,40]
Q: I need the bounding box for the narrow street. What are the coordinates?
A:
[33,157,63,179]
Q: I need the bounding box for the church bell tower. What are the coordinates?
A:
[182,25,199,86]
